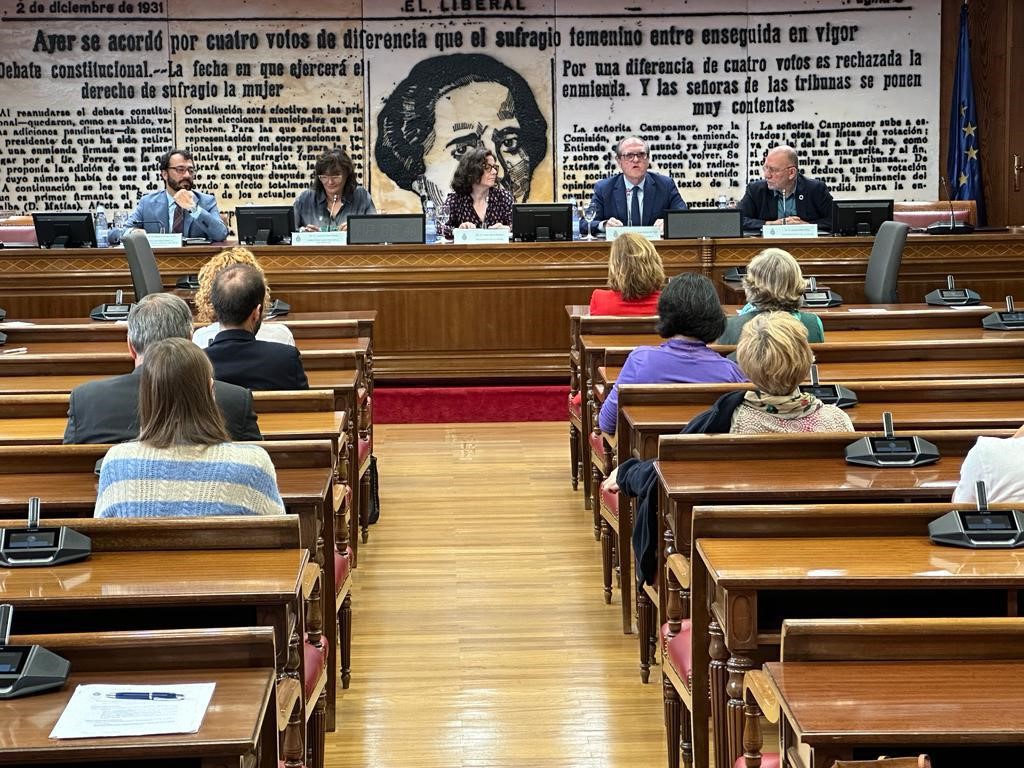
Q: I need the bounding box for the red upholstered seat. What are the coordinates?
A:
[569,392,582,420]
[734,753,780,768]
[893,209,970,228]
[0,226,37,246]
[588,431,607,456]
[661,620,692,689]
[358,436,371,469]
[600,484,619,518]
[334,546,353,593]
[303,637,329,699]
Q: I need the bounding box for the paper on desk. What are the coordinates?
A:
[49,683,216,739]
[0,321,36,327]
[951,304,991,310]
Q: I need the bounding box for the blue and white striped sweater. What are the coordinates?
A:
[95,442,286,518]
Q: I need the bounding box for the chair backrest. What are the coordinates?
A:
[894,199,977,226]
[123,229,164,299]
[863,220,909,303]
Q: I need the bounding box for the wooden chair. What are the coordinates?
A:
[893,199,977,227]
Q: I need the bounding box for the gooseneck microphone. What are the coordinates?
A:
[926,177,974,235]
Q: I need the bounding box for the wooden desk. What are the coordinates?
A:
[0,547,316,767]
[762,658,1024,768]
[653,430,1015,768]
[0,627,279,767]
[6,236,1023,381]
[696,535,1024,768]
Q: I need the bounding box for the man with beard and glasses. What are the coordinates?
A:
[110,149,229,244]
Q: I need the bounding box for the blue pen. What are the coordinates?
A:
[106,691,184,700]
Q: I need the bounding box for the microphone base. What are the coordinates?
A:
[925,222,975,235]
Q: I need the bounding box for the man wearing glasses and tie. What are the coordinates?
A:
[111,149,229,244]
[737,144,833,232]
[590,136,688,235]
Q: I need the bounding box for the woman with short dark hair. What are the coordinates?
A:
[293,147,376,232]
[95,337,285,518]
[437,147,514,240]
[598,272,746,434]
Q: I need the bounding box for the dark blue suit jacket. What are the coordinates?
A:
[112,189,229,243]
[737,175,833,230]
[205,329,310,391]
[591,172,687,228]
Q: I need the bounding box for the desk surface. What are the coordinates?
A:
[765,659,1024,746]
[698,535,1024,587]
[0,667,274,763]
[0,548,307,607]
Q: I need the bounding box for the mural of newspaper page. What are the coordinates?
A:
[0,0,173,215]
[365,0,555,214]
[166,0,365,211]
[556,0,941,209]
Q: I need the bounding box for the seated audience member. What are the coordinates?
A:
[952,423,1024,503]
[205,264,310,391]
[192,246,294,349]
[110,148,229,244]
[728,311,852,432]
[615,311,851,587]
[95,338,284,518]
[64,293,260,444]
[589,232,665,315]
[597,272,746,435]
[438,147,513,240]
[737,145,833,231]
[591,136,687,234]
[718,247,824,344]
[293,147,376,232]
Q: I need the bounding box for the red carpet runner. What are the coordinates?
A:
[373,385,569,424]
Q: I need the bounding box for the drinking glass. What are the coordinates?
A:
[584,205,597,240]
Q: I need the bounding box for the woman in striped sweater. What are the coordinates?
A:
[95,337,285,518]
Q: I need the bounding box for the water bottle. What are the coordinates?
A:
[424,200,437,244]
[570,198,581,240]
[728,196,737,208]
[94,205,109,248]
[717,194,728,209]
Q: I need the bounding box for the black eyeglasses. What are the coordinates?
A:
[619,152,648,161]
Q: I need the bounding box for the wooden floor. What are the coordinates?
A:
[326,422,665,768]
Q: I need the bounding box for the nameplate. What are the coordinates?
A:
[452,228,511,245]
[762,223,819,239]
[144,233,183,248]
[291,230,347,246]
[605,226,661,241]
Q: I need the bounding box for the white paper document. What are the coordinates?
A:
[49,682,216,739]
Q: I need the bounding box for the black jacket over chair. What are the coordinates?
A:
[64,367,261,444]
[205,329,310,391]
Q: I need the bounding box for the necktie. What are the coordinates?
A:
[172,205,185,234]
[629,185,641,227]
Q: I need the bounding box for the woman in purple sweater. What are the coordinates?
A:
[598,272,746,434]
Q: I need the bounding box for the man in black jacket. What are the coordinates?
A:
[204,263,309,391]
[737,144,833,231]
[64,293,261,444]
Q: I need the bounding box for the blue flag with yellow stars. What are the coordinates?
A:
[947,2,986,225]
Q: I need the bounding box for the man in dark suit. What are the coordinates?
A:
[590,137,687,234]
[64,293,261,444]
[205,264,310,391]
[737,144,833,231]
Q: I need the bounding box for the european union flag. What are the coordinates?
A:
[947,2,986,224]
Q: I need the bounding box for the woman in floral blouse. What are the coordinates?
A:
[438,147,514,240]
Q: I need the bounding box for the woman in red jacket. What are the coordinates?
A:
[588,232,664,315]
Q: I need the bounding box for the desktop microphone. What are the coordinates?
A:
[926,177,974,235]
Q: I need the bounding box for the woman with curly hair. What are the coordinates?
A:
[191,246,294,349]
[718,247,825,344]
[437,147,513,240]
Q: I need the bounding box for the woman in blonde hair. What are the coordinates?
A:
[95,337,285,518]
[718,247,824,344]
[191,246,294,349]
[588,232,665,315]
